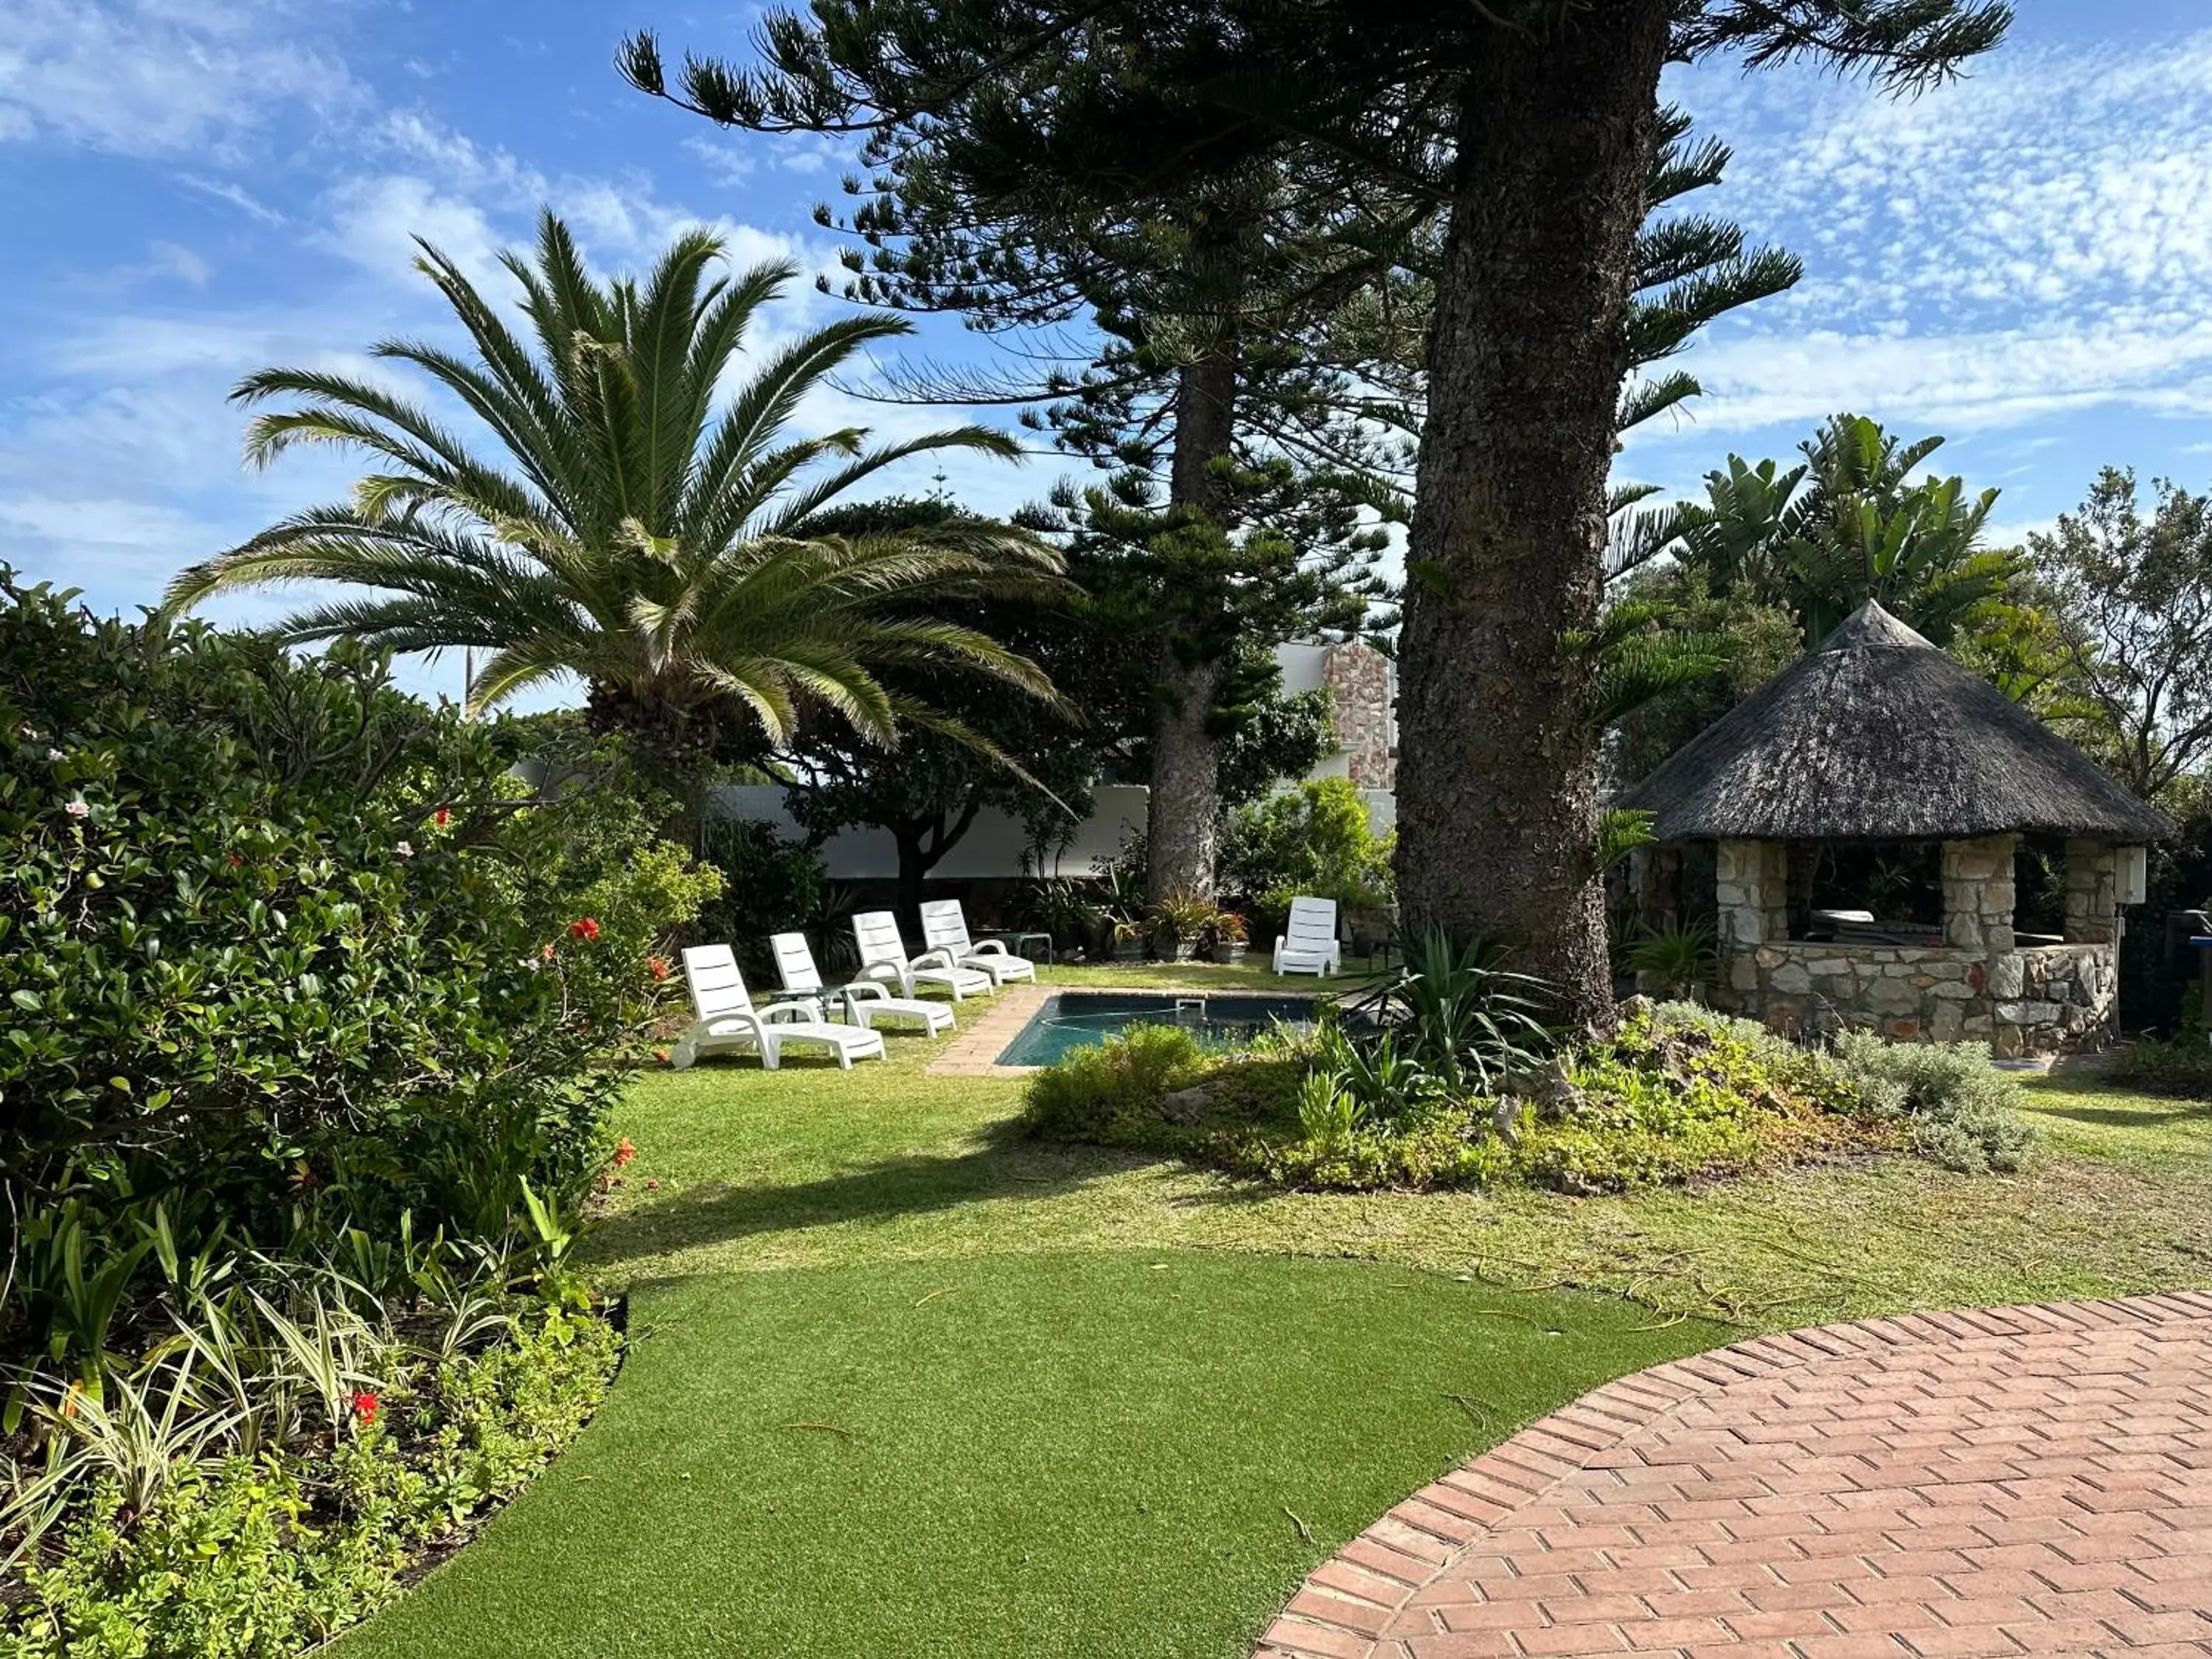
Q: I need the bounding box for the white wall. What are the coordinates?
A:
[698,639,1398,881]
[708,782,1394,880]
[708,784,1150,882]
[1275,641,1334,697]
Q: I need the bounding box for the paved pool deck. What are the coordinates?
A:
[926,981,1055,1077]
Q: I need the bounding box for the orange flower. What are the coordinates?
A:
[647,954,671,982]
[613,1138,637,1168]
[568,917,601,942]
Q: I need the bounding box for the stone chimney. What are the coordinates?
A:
[1321,641,1395,790]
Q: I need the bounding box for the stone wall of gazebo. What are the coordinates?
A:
[1709,835,2121,1057]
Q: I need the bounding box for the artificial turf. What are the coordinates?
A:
[339,1251,1712,1659]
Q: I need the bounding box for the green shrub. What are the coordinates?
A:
[0,573,712,1377]
[1,1303,618,1659]
[1829,1029,2035,1173]
[693,814,830,975]
[1021,1025,1214,1142]
[1025,1001,1883,1194]
[2107,1037,2212,1099]
[1023,1001,2028,1194]
[1338,928,1550,1093]
[1220,777,1393,914]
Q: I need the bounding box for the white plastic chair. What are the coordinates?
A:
[1271,896,1342,977]
[670,945,887,1071]
[851,911,995,1001]
[770,931,955,1036]
[919,900,1037,988]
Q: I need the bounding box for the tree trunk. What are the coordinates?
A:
[1145,350,1239,904]
[892,793,985,930]
[1147,652,1230,902]
[893,825,929,934]
[1394,1,1670,1028]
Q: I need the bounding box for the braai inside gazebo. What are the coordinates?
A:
[1620,602,2174,1055]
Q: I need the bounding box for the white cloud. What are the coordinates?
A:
[1657,29,2212,441]
[0,0,364,159]
[178,173,288,225]
[684,133,755,187]
[321,173,509,292]
[1628,316,2212,446]
[133,241,211,285]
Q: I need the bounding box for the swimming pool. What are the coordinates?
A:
[995,992,1322,1067]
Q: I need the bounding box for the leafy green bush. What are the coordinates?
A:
[1338,928,1550,1093]
[1220,777,1393,916]
[693,814,833,975]
[2107,1037,2212,1099]
[1023,1001,1883,1194]
[0,574,711,1380]
[1829,1029,2035,1173]
[1021,1025,1215,1142]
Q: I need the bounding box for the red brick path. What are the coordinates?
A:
[1259,1293,2212,1659]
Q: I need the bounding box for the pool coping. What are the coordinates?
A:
[925,984,1325,1078]
[927,982,1057,1077]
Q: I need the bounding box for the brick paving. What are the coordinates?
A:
[1256,1293,2212,1659]
[926,982,1051,1077]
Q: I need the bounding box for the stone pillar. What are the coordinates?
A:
[2063,839,2119,944]
[1941,835,2017,951]
[1321,641,1396,790]
[1716,839,1788,1001]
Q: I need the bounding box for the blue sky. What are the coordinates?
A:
[4,0,2211,707]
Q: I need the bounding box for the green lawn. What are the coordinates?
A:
[339,998,2212,1658]
[345,1252,1705,1659]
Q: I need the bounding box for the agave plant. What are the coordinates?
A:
[1345,927,1553,1095]
[164,210,1065,834]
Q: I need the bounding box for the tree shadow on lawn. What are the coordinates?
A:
[583,1121,1152,1272]
[2030,1096,2212,1132]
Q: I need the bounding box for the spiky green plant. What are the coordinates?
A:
[164,210,1065,825]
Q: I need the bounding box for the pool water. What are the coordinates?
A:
[996,992,1321,1067]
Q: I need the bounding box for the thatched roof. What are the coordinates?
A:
[1619,601,2175,844]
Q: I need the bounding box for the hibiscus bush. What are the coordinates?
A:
[0,571,714,1369]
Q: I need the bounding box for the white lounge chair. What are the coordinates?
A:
[851,911,995,1001]
[1272,896,1342,977]
[669,945,887,1071]
[770,931,956,1037]
[919,900,1037,988]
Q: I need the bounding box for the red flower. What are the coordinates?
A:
[568,917,601,942]
[647,955,671,982]
[541,942,557,962]
[351,1391,379,1427]
[225,851,243,868]
[653,1048,670,1065]
[433,807,451,828]
[613,1138,637,1169]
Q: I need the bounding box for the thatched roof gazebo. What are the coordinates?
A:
[1619,601,2174,1055]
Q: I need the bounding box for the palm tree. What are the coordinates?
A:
[166,209,1065,833]
[1672,414,2014,649]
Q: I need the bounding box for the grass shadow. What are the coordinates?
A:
[584,1122,1155,1274]
[2029,1097,2212,1131]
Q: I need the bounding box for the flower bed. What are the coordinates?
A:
[2,1298,619,1659]
[1023,995,2036,1194]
